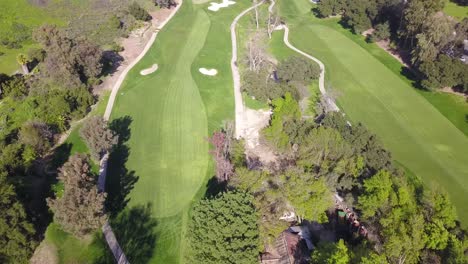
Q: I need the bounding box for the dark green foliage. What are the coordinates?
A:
[0,171,36,264]
[1,75,28,99]
[186,191,259,264]
[154,0,176,9]
[128,2,151,21]
[371,22,391,42]
[343,0,372,33]
[263,93,301,149]
[242,70,301,103]
[18,121,52,157]
[316,0,345,17]
[322,112,392,173]
[276,56,320,86]
[47,154,107,238]
[311,239,350,264]
[420,55,468,90]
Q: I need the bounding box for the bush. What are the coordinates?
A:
[371,22,391,42]
[154,0,176,9]
[277,56,321,86]
[128,2,151,21]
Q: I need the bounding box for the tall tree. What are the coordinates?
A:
[311,239,351,264]
[47,154,107,238]
[0,171,36,264]
[185,191,259,264]
[80,116,118,161]
[33,25,103,88]
[18,121,53,157]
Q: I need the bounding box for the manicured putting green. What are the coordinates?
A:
[281,0,468,227]
[109,0,247,262]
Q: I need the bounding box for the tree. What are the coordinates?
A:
[18,121,53,157]
[33,24,103,88]
[371,22,391,42]
[283,171,333,223]
[185,191,259,264]
[316,0,345,17]
[208,131,234,182]
[311,239,351,264]
[246,31,267,72]
[343,0,372,34]
[0,171,36,264]
[358,170,393,218]
[419,55,466,90]
[47,154,107,238]
[16,53,29,74]
[1,75,28,99]
[80,116,118,161]
[276,56,320,86]
[154,0,176,9]
[264,93,301,149]
[129,2,151,21]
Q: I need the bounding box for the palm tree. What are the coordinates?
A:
[16,53,29,74]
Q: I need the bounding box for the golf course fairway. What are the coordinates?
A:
[277,0,468,227]
[108,0,248,262]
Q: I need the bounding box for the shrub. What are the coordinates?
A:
[276,56,320,86]
[128,2,151,21]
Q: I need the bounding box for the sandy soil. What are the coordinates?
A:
[30,241,58,264]
[441,87,468,98]
[199,68,218,76]
[208,0,236,11]
[141,64,159,75]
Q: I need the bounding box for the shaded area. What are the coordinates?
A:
[106,116,138,216]
[110,204,158,264]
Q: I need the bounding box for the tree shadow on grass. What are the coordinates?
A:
[110,204,158,263]
[105,116,138,217]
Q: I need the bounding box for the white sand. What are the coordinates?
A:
[208,0,236,11]
[199,68,218,76]
[140,64,158,75]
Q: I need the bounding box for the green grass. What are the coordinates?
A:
[444,1,468,20]
[243,92,269,109]
[290,14,468,137]
[109,0,249,262]
[43,223,111,264]
[280,0,468,227]
[0,0,65,74]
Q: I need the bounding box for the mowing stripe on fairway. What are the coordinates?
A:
[280,0,468,226]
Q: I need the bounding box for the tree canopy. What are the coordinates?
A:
[185,191,259,264]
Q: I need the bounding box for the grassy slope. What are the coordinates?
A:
[109,0,247,262]
[444,0,468,20]
[280,0,468,226]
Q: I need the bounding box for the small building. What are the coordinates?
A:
[260,230,310,264]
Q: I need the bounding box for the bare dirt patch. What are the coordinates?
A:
[95,7,174,95]
[30,241,58,264]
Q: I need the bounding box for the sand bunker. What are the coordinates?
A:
[140,64,158,75]
[208,0,235,11]
[199,68,218,76]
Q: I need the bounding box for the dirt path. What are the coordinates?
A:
[230,0,267,139]
[103,2,183,121]
[281,25,340,112]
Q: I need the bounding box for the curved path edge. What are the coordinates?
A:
[104,2,183,121]
[230,0,266,139]
[98,2,184,264]
[281,25,340,112]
